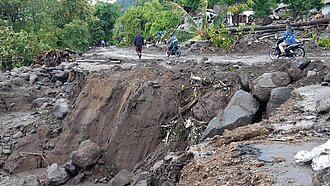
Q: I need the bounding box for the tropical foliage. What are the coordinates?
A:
[0,0,120,68]
[113,0,183,45]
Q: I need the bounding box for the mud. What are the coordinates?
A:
[0,44,330,185]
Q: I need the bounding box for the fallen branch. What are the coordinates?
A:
[19,152,54,167]
[179,97,198,114]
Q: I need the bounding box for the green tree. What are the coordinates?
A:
[282,0,324,16]
[92,2,120,44]
[58,20,91,52]
[252,0,277,18]
[179,0,200,10]
[113,0,182,45]
[117,0,135,11]
[0,0,27,31]
[0,26,40,68]
[55,0,93,27]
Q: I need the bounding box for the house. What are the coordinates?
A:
[226,10,255,26]
[322,0,330,15]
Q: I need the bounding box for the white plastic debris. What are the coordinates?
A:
[294,140,330,171]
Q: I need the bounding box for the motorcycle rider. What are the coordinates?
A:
[167,33,178,52]
[278,24,296,56]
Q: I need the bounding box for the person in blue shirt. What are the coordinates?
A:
[278,24,296,55]
[167,33,178,51]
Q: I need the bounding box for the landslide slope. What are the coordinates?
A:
[54,67,181,170]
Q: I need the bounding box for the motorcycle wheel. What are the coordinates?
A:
[293,47,305,60]
[175,50,181,57]
[269,48,279,60]
[166,50,170,57]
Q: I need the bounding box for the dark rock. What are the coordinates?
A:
[202,90,260,140]
[321,82,329,86]
[108,169,134,186]
[238,73,250,92]
[46,163,69,185]
[20,175,40,186]
[316,98,330,114]
[32,98,49,107]
[54,71,69,83]
[324,71,330,82]
[288,67,303,81]
[63,160,78,177]
[266,87,292,118]
[296,58,311,69]
[251,72,291,102]
[62,82,74,93]
[71,140,102,170]
[53,99,69,119]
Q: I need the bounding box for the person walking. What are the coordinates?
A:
[134,32,144,59]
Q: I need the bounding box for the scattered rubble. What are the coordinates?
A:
[0,45,329,186]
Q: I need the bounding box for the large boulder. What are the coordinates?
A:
[53,99,69,119]
[46,163,69,185]
[201,90,260,140]
[316,98,330,114]
[266,87,292,118]
[251,72,291,102]
[108,169,134,186]
[71,140,102,170]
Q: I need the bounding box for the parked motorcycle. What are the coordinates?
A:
[269,39,305,60]
[166,40,181,57]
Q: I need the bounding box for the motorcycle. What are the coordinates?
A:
[269,39,305,60]
[166,40,181,57]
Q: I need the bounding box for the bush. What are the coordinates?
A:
[0,26,41,69]
[317,37,330,50]
[209,24,235,49]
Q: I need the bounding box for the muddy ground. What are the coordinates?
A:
[0,43,330,186]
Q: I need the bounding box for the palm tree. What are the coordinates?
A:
[168,0,210,41]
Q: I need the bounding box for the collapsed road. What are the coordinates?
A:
[0,44,330,186]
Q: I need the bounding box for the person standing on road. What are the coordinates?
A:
[134,32,144,59]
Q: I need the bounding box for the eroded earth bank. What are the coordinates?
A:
[1,46,330,186]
